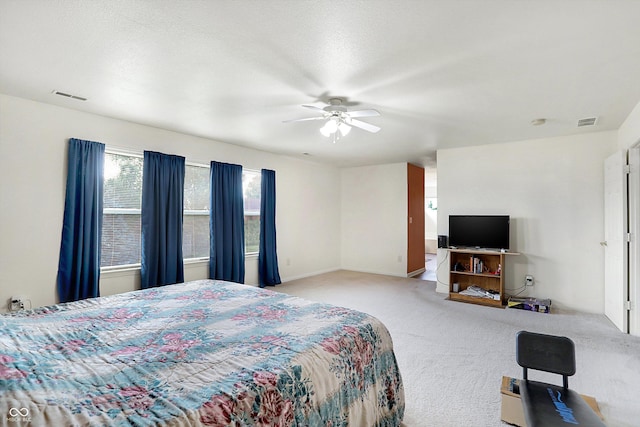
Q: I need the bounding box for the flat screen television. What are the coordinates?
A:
[448,215,510,250]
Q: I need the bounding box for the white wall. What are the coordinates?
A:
[0,94,341,310]
[619,100,640,149]
[340,163,408,277]
[436,131,617,313]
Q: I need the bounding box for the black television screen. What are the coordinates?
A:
[448,215,510,250]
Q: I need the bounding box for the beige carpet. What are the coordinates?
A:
[274,270,640,427]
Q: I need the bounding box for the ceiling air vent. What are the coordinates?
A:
[52,90,87,101]
[577,117,597,127]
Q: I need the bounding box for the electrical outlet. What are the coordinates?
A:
[525,275,534,286]
[10,299,23,311]
[10,295,26,312]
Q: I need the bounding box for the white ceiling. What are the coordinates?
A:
[2,0,640,168]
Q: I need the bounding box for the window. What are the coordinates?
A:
[101,152,260,268]
[101,152,143,267]
[185,166,260,258]
[183,164,210,259]
[243,169,261,254]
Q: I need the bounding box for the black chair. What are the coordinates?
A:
[515,330,605,427]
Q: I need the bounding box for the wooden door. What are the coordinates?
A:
[407,163,425,274]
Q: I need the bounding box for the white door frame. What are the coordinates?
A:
[604,150,628,333]
[629,146,640,336]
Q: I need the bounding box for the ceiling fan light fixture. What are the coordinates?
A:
[319,123,332,137]
[338,122,351,136]
[320,118,339,137]
[286,98,381,141]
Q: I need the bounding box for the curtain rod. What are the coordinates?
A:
[104,144,260,172]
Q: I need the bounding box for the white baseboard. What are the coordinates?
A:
[275,266,430,283]
[407,268,426,277]
[281,267,341,283]
[336,268,409,278]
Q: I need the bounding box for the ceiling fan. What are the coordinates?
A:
[284,98,381,142]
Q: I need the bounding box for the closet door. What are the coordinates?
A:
[604,150,628,333]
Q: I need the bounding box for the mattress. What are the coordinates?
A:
[0,279,404,426]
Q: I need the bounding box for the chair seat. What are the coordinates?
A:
[520,380,606,427]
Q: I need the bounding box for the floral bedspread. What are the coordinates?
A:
[0,280,404,426]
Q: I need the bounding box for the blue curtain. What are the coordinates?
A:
[57,138,105,303]
[209,161,245,283]
[141,151,185,289]
[258,169,282,287]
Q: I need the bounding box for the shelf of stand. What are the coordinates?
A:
[450,271,502,278]
[449,291,504,308]
[448,248,519,308]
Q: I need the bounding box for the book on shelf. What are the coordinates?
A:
[469,255,484,274]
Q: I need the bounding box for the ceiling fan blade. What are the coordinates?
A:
[346,109,380,118]
[282,116,326,123]
[302,104,327,112]
[349,118,381,133]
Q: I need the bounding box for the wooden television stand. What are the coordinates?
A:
[448,248,519,308]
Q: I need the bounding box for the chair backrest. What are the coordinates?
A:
[516,330,576,388]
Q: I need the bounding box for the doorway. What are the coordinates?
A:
[414,168,438,281]
[604,147,640,335]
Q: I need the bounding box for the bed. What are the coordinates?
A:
[0,279,404,426]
